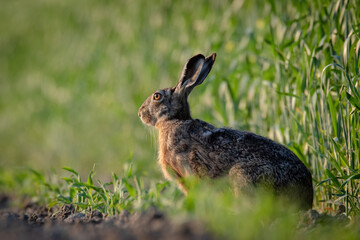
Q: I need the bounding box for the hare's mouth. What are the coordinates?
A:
[138,110,156,127]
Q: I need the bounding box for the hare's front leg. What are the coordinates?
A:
[160,163,189,194]
[176,179,188,195]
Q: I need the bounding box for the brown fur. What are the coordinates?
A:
[138,53,313,209]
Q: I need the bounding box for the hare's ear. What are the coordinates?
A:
[175,53,216,95]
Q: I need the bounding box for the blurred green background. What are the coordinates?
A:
[0,0,269,176]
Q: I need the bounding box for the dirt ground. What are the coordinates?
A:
[0,194,215,240]
[0,194,351,240]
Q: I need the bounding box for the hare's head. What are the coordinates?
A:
[138,53,216,127]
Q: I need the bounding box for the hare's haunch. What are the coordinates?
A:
[138,53,313,209]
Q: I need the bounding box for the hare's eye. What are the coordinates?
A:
[153,92,163,101]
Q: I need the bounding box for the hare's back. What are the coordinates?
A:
[187,120,307,170]
[230,130,301,165]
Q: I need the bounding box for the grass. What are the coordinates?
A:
[0,0,360,239]
[2,165,360,240]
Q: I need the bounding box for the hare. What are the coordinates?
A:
[138,53,313,209]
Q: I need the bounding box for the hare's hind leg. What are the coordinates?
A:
[228,163,254,196]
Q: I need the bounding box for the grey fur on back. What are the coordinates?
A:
[138,53,313,209]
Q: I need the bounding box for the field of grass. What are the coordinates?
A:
[0,0,360,239]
